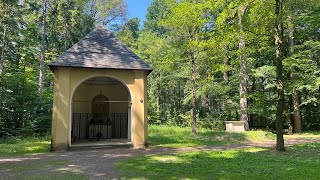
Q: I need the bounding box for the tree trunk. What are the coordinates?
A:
[223,57,228,83]
[191,52,197,135]
[293,90,302,132]
[288,15,302,133]
[39,0,47,95]
[274,0,285,151]
[288,15,294,56]
[64,21,68,51]
[0,24,7,75]
[156,72,161,113]
[238,5,249,130]
[222,53,231,120]
[285,98,293,134]
[250,65,257,128]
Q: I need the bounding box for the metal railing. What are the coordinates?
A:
[71,113,128,141]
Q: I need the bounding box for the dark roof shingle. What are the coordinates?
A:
[48,26,153,73]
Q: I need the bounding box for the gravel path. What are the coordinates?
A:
[1,138,319,180]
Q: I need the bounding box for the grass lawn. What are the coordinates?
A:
[0,136,51,156]
[285,131,320,139]
[117,142,320,179]
[148,125,276,147]
[0,125,319,156]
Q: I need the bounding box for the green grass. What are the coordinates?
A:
[0,136,51,156]
[244,130,275,142]
[148,125,275,147]
[0,125,318,157]
[285,131,320,139]
[148,125,246,147]
[117,142,320,179]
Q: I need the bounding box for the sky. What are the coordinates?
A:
[126,0,152,24]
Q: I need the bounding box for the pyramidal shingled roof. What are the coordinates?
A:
[48,26,153,73]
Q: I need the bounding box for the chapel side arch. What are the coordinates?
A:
[70,75,133,146]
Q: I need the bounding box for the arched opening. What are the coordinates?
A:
[71,76,131,145]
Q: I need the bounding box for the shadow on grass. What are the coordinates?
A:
[0,157,88,180]
[117,143,320,179]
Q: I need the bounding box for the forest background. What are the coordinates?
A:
[0,0,319,144]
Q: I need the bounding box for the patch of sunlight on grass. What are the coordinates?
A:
[26,145,45,151]
[243,147,269,153]
[243,130,275,142]
[151,156,182,163]
[285,132,320,139]
[208,151,238,159]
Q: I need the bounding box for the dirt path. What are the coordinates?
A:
[1,138,319,180]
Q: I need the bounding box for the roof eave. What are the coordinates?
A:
[47,65,153,75]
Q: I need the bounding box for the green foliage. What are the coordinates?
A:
[0,0,128,137]
[117,143,320,179]
[144,0,168,35]
[117,18,140,49]
[118,0,320,132]
[1,0,320,137]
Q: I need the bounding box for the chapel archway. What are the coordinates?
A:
[71,76,131,144]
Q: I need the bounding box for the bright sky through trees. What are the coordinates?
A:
[126,0,152,22]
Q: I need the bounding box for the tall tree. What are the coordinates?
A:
[39,0,47,95]
[87,0,127,25]
[214,0,256,128]
[237,3,249,130]
[287,13,302,133]
[0,0,18,75]
[274,0,285,151]
[144,0,167,35]
[162,0,208,134]
[117,17,140,49]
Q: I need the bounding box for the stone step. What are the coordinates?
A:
[69,143,132,151]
